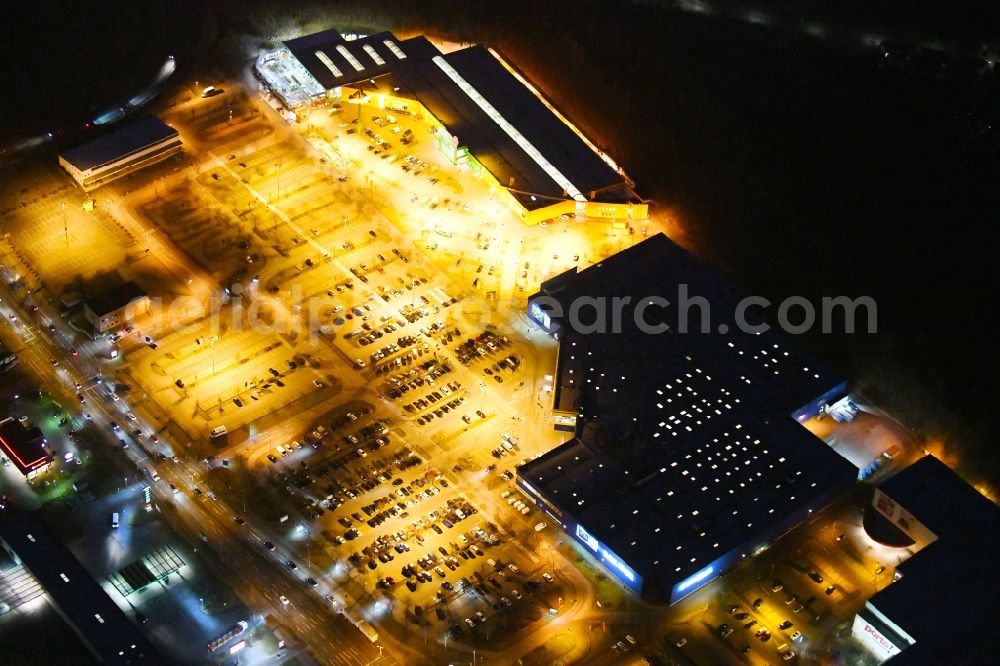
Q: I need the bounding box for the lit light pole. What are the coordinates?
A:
[207,335,219,375]
[348,88,370,129]
[61,202,68,245]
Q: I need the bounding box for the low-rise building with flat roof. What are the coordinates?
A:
[854,455,1000,664]
[59,116,182,191]
[83,282,149,334]
[0,417,51,477]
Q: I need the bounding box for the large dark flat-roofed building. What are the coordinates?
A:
[0,417,51,477]
[852,455,1000,664]
[0,511,163,664]
[59,116,182,191]
[519,234,856,602]
[83,281,149,334]
[256,29,643,224]
[391,46,631,211]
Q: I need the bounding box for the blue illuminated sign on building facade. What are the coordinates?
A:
[599,547,637,583]
[575,524,599,552]
[518,477,643,596]
[676,565,714,592]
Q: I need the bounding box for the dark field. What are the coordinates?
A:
[2,0,998,488]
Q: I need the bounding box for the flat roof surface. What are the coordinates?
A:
[283,29,438,91]
[869,456,1000,665]
[389,46,626,208]
[0,511,164,664]
[433,47,625,206]
[520,234,856,595]
[283,29,626,209]
[85,281,147,317]
[0,418,51,475]
[61,116,177,172]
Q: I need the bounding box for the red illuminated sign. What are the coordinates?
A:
[0,434,49,470]
[876,493,896,518]
[864,622,894,650]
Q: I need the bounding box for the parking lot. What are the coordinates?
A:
[234,376,567,641]
[0,76,661,662]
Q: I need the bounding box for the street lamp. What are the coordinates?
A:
[207,335,219,375]
[61,201,68,244]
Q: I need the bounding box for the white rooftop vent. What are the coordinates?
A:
[336,44,365,71]
[363,44,385,66]
[383,39,407,59]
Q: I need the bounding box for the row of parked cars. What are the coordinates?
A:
[454,330,511,365]
[384,361,452,396]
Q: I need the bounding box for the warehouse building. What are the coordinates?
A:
[853,455,1000,664]
[519,234,857,603]
[255,29,644,225]
[0,511,164,664]
[59,116,182,191]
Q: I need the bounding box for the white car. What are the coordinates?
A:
[111,393,120,401]
[279,595,289,606]
[534,521,547,532]
[791,631,803,642]
[126,412,137,421]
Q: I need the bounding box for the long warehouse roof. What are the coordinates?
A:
[281,30,628,210]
